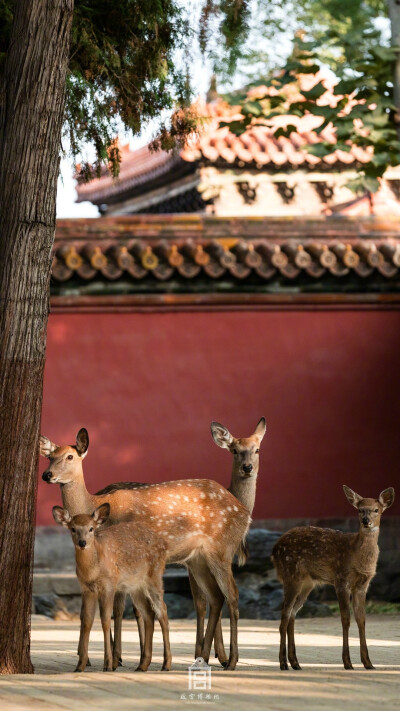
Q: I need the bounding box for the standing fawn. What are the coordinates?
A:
[272,485,395,670]
[187,417,266,662]
[53,503,171,672]
[40,428,251,670]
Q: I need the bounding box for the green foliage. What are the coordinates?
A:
[224,0,400,193]
[328,601,400,615]
[0,0,250,180]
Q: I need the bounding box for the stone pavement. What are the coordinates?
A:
[0,615,398,710]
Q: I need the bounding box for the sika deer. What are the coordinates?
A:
[187,417,266,663]
[272,485,395,671]
[53,503,171,672]
[40,428,251,670]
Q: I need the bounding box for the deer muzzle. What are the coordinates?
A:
[42,470,53,483]
[242,464,253,475]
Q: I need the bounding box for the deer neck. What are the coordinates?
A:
[60,468,96,516]
[228,463,258,514]
[75,544,99,585]
[353,526,380,573]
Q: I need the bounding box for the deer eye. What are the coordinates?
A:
[375,509,378,513]
[67,454,73,460]
[89,527,93,532]
[255,448,260,454]
[71,527,76,533]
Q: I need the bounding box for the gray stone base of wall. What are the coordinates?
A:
[33,517,400,620]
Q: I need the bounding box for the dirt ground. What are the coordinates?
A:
[0,615,398,710]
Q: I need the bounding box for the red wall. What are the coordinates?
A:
[37,309,400,524]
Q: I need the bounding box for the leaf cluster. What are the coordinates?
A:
[0,0,250,180]
[223,0,399,193]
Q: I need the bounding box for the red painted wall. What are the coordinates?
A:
[37,309,400,524]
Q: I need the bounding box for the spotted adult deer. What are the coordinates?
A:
[272,485,395,671]
[53,503,171,672]
[187,417,266,662]
[40,429,251,670]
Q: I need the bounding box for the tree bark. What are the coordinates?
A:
[0,0,73,674]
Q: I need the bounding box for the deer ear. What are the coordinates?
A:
[39,436,58,457]
[343,485,363,509]
[52,506,72,527]
[76,428,89,458]
[253,417,266,442]
[211,422,234,450]
[378,487,395,510]
[92,503,110,526]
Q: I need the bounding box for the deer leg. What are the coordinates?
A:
[213,614,229,667]
[287,582,313,670]
[188,567,228,667]
[188,569,207,658]
[133,604,145,659]
[112,592,125,670]
[336,584,353,670]
[279,583,299,670]
[207,558,240,671]
[352,587,374,669]
[201,588,225,665]
[99,590,115,671]
[76,590,97,672]
[157,600,172,671]
[146,576,172,672]
[135,598,155,672]
[188,558,224,665]
[77,595,93,667]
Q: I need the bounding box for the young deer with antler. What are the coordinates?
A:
[272,485,395,671]
[53,503,171,672]
[40,428,251,670]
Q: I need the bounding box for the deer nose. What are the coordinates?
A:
[362,517,369,526]
[243,464,253,474]
[78,540,86,549]
[42,470,52,482]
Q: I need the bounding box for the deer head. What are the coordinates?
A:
[40,428,89,484]
[211,417,266,480]
[52,503,110,549]
[343,485,395,531]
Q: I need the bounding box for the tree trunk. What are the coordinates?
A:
[0,0,73,674]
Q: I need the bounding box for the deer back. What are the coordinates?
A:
[272,526,360,586]
[77,521,168,591]
[93,479,250,564]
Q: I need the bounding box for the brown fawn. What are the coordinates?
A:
[40,428,251,670]
[187,417,266,662]
[53,503,171,672]
[272,485,395,671]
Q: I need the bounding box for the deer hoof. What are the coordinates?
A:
[225,659,237,671]
[280,661,289,670]
[364,663,375,670]
[344,662,354,670]
[290,661,302,670]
